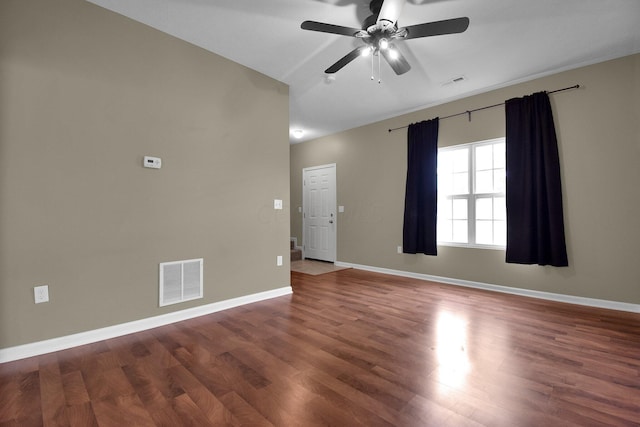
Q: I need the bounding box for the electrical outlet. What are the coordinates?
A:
[34,285,49,304]
[274,199,283,210]
[397,246,403,254]
[277,255,283,266]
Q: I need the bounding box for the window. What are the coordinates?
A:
[437,138,506,248]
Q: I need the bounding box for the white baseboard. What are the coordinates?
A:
[0,286,292,364]
[334,261,640,314]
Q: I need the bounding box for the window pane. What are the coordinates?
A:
[476,220,493,245]
[438,198,452,219]
[475,145,493,170]
[452,220,468,243]
[438,151,453,174]
[438,174,452,195]
[494,220,506,246]
[475,170,493,193]
[494,142,505,168]
[452,172,469,194]
[494,169,505,192]
[476,198,492,220]
[438,219,452,242]
[452,199,467,219]
[452,148,469,173]
[494,197,506,220]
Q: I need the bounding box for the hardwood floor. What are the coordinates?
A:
[1,268,639,426]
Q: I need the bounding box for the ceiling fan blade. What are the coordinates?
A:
[377,0,406,28]
[402,17,470,40]
[301,20,363,37]
[381,45,411,75]
[325,46,368,74]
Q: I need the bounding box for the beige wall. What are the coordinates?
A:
[291,54,640,304]
[0,0,290,348]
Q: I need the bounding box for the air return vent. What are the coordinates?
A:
[159,258,203,307]
[441,75,466,86]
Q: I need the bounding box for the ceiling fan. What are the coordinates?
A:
[301,0,469,76]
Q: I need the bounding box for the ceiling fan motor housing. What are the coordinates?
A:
[364,0,399,33]
[369,0,384,14]
[362,13,378,30]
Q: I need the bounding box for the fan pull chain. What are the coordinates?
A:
[369,50,382,84]
[370,51,374,81]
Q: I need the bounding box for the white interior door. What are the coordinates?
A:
[303,164,336,262]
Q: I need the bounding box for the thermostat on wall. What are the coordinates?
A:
[143,156,161,169]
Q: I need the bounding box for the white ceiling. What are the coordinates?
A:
[87,0,640,143]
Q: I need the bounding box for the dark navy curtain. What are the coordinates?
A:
[403,118,439,255]
[505,92,568,266]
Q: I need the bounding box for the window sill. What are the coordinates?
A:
[437,242,506,251]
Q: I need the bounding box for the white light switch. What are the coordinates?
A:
[277,255,283,266]
[274,199,283,210]
[338,205,345,213]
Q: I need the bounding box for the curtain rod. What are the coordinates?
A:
[388,84,580,133]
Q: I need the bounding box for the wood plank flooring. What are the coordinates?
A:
[2,268,640,426]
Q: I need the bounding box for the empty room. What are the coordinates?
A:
[1,0,639,425]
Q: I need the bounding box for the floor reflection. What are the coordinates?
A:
[435,311,471,391]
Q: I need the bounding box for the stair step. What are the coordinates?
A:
[291,248,302,262]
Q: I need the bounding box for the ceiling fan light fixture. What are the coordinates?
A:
[300,2,470,78]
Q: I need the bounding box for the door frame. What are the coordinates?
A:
[302,163,337,262]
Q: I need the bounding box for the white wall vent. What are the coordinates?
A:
[159,258,203,307]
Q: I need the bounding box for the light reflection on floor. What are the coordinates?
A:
[435,311,471,391]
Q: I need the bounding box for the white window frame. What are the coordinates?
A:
[437,137,506,250]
